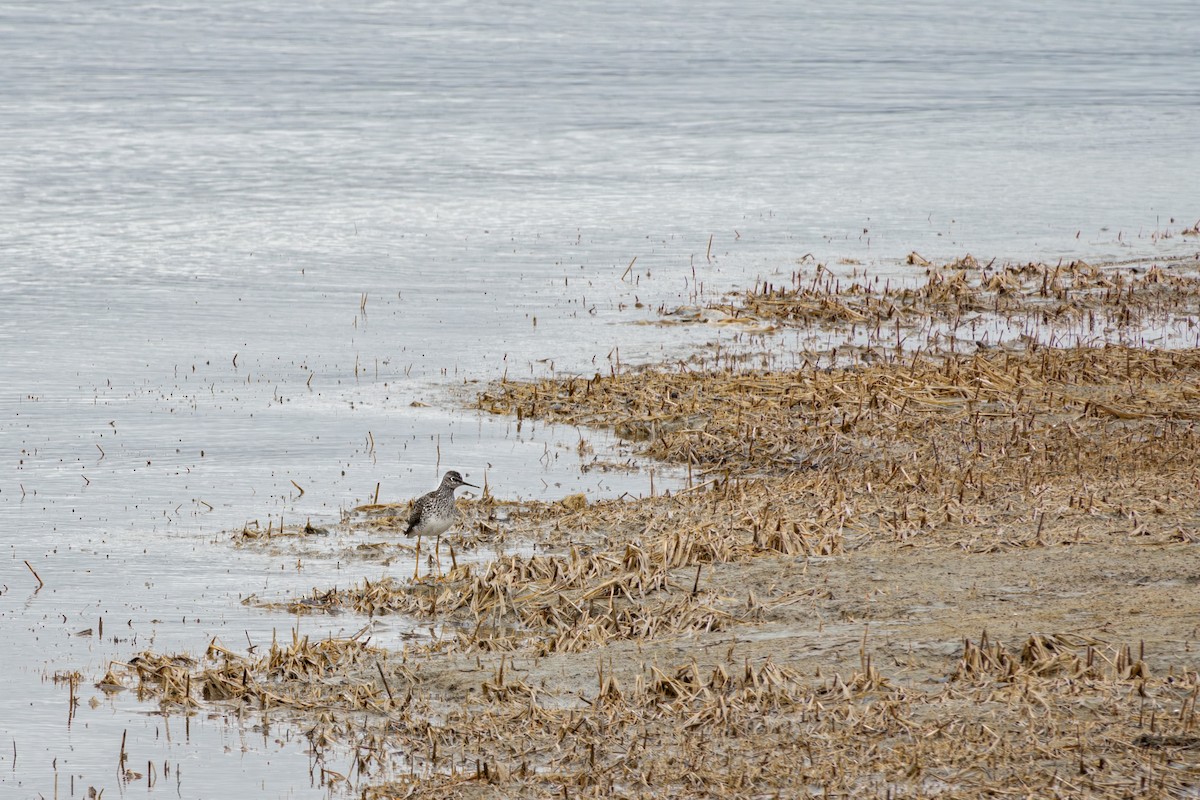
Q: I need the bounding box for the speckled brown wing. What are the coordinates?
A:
[402,491,429,536]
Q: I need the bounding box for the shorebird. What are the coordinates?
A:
[403,470,477,578]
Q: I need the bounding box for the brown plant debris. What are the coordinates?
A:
[118,626,1200,798]
[116,274,1200,797]
[665,256,1200,352]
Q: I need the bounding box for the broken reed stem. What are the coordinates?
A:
[24,559,44,589]
[67,672,77,727]
[621,256,637,282]
[376,661,395,705]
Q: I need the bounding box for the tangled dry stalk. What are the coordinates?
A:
[107,256,1200,798]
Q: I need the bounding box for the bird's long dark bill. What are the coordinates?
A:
[463,481,480,488]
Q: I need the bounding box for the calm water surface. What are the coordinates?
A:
[1,1,1197,797]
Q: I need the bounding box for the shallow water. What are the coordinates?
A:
[2,1,1198,796]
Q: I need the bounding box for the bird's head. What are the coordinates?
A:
[442,470,478,490]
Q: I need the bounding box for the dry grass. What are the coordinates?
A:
[108,624,1200,798]
[111,255,1200,798]
[665,255,1200,354]
[478,346,1200,554]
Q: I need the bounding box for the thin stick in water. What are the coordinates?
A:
[24,560,44,589]
[376,662,395,705]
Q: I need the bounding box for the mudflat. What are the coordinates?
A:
[118,257,1200,798]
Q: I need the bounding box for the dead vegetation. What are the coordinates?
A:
[106,622,1200,798]
[659,255,1200,354]
[725,256,1200,330]
[478,346,1200,553]
[111,255,1200,798]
